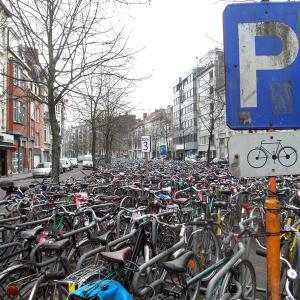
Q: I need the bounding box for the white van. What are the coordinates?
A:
[82,155,93,170]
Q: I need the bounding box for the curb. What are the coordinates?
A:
[0,174,32,183]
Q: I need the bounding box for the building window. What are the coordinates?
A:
[35,132,40,147]
[36,108,40,122]
[30,102,35,120]
[199,135,209,145]
[13,64,24,88]
[209,70,213,81]
[13,100,25,124]
[1,108,4,128]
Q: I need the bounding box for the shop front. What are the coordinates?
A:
[12,138,28,174]
[0,133,16,176]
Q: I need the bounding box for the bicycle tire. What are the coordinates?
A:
[187,227,221,282]
[220,259,256,300]
[283,219,300,299]
[0,265,36,299]
[68,237,104,270]
[180,252,202,300]
[160,252,201,300]
[251,207,266,248]
[247,147,268,169]
[278,146,297,167]
[19,281,69,300]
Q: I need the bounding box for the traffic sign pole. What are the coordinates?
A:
[144,152,149,179]
[265,176,281,300]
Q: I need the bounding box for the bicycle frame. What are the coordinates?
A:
[259,140,283,157]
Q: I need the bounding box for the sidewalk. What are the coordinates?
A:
[0,172,32,183]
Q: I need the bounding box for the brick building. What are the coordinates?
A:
[0,0,13,176]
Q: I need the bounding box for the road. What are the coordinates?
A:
[0,165,92,200]
[0,165,267,299]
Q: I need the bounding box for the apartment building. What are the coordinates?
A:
[0,17,60,175]
[172,68,199,159]
[128,118,144,160]
[197,48,231,159]
[127,108,174,160]
[0,1,13,176]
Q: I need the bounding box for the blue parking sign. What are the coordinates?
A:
[224,2,300,130]
[160,145,167,156]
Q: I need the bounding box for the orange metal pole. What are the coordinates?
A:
[265,175,281,299]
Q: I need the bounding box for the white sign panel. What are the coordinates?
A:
[0,133,14,144]
[141,136,151,153]
[229,132,300,177]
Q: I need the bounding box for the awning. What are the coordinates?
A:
[0,142,16,149]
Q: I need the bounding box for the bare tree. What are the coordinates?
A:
[197,78,225,163]
[70,69,134,166]
[99,81,133,164]
[6,0,145,181]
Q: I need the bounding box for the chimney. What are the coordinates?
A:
[143,113,147,120]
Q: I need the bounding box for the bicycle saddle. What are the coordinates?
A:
[213,201,228,208]
[20,225,44,241]
[97,231,113,245]
[19,185,29,193]
[100,247,133,264]
[162,251,195,273]
[100,195,119,201]
[173,198,189,205]
[40,238,71,252]
[219,190,231,195]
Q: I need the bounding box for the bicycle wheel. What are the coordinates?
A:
[180,252,202,300]
[187,227,220,281]
[19,281,69,300]
[247,148,268,168]
[278,146,297,167]
[251,207,266,248]
[68,238,104,270]
[0,266,36,300]
[220,259,256,300]
[161,252,201,300]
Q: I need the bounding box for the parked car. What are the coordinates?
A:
[197,157,208,163]
[185,157,197,163]
[77,155,84,163]
[69,158,78,168]
[60,158,72,172]
[212,157,229,165]
[82,155,93,170]
[67,158,74,171]
[32,162,52,178]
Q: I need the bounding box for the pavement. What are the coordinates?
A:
[0,165,91,200]
[0,172,32,183]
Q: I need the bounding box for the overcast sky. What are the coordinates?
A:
[126,0,227,117]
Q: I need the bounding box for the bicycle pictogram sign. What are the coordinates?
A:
[247,140,297,169]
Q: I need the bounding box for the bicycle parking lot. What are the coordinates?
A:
[1,158,297,299]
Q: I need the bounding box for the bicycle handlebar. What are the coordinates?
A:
[119,206,148,213]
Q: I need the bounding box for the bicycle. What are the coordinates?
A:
[247,139,297,168]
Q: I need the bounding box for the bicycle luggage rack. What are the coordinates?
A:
[151,288,182,300]
[58,265,106,288]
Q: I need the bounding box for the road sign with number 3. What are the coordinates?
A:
[141,136,151,153]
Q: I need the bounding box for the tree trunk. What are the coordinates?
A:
[207,121,214,163]
[104,129,111,164]
[49,103,61,183]
[91,121,97,168]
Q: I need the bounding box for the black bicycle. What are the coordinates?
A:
[247,140,297,168]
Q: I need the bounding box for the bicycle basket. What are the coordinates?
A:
[67,280,132,300]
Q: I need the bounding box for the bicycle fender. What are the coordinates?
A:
[0,264,34,281]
